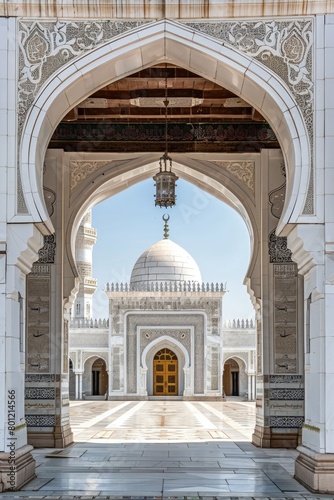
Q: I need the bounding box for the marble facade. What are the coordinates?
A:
[0,2,334,493]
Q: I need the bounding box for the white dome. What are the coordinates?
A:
[130,239,202,287]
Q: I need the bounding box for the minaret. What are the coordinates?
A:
[73,209,97,320]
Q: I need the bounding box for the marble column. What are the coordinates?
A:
[252,150,304,449]
[25,151,74,449]
[79,374,83,399]
[288,224,334,492]
[75,374,79,400]
[0,224,43,491]
[248,375,252,401]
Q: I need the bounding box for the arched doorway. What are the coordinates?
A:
[223,357,248,398]
[91,358,108,396]
[223,359,239,396]
[153,348,178,396]
[22,17,308,466]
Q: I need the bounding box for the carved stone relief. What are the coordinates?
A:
[269,416,304,428]
[256,319,262,376]
[210,161,254,192]
[183,19,314,213]
[17,19,314,215]
[140,329,191,356]
[25,374,60,382]
[112,346,121,391]
[26,263,51,373]
[70,160,112,191]
[126,314,205,394]
[269,183,286,219]
[25,388,55,399]
[63,319,69,373]
[269,388,304,400]
[38,235,56,264]
[25,415,56,427]
[209,346,219,391]
[273,263,298,374]
[269,230,293,263]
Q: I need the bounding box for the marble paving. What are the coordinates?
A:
[4,400,332,499]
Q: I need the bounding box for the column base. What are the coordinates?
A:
[252,424,301,448]
[295,445,334,493]
[0,445,36,491]
[28,424,73,449]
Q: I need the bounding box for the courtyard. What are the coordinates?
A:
[2,400,322,498]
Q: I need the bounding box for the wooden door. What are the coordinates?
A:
[223,363,231,396]
[153,348,178,396]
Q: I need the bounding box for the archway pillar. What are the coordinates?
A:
[25,150,74,449]
[288,223,334,492]
[252,150,305,449]
[0,223,43,491]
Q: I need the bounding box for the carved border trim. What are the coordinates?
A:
[17,18,314,214]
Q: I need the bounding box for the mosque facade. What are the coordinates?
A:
[69,212,256,401]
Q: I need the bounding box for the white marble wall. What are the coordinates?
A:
[1,9,334,492]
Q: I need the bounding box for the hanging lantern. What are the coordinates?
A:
[153,65,178,208]
[153,153,178,208]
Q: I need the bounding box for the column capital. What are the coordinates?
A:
[7,223,44,275]
[287,224,324,276]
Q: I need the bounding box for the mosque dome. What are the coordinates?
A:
[130,238,202,287]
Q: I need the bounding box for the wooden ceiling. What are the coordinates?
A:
[51,64,279,152]
[63,65,265,123]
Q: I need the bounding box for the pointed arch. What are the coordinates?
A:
[20,19,310,237]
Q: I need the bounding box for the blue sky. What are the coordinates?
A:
[91,178,255,322]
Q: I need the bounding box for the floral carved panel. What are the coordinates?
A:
[18,18,314,214]
[70,160,111,191]
[210,160,255,192]
[183,19,314,214]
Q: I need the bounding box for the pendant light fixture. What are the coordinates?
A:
[153,65,178,208]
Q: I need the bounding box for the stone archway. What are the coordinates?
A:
[2,7,334,493]
[14,17,313,492]
[223,357,247,398]
[142,336,190,397]
[19,19,311,234]
[23,21,308,451]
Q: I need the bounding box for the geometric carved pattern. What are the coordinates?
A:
[269,416,304,428]
[126,314,205,395]
[25,415,56,427]
[210,161,255,192]
[269,388,304,400]
[269,230,293,263]
[38,234,56,264]
[140,329,191,357]
[25,388,55,399]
